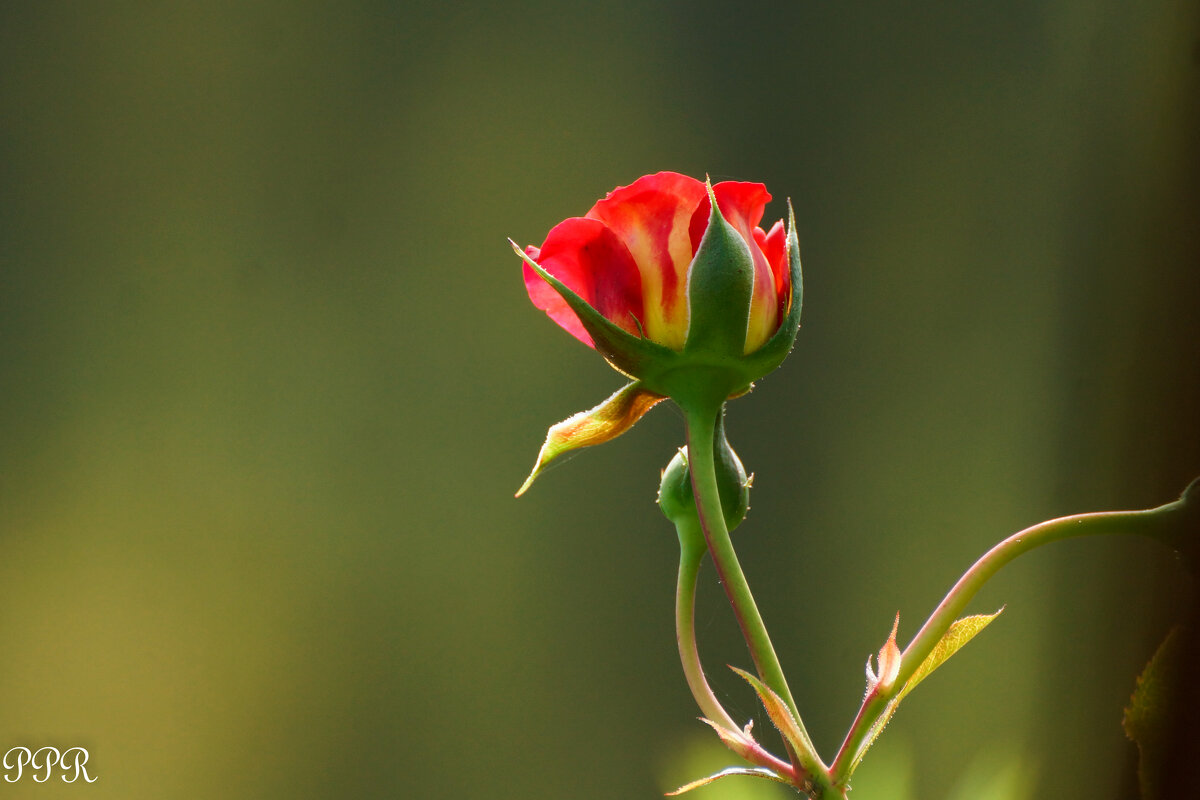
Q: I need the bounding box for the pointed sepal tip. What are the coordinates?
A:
[515,380,665,496]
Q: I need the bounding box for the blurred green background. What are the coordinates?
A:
[1,2,1196,798]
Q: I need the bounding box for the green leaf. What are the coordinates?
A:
[849,609,1002,775]
[515,380,666,496]
[666,766,789,796]
[1123,627,1182,799]
[896,609,1002,704]
[730,666,818,763]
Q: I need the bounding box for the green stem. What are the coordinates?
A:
[675,529,740,733]
[684,403,832,791]
[829,487,1197,784]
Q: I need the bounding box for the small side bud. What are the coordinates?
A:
[870,613,902,695]
[657,447,695,523]
[658,414,750,536]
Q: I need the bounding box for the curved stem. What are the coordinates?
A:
[829,489,1196,784]
[684,403,833,791]
[676,530,739,732]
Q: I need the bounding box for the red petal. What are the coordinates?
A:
[712,181,770,233]
[586,172,707,348]
[688,181,771,249]
[523,217,644,348]
[754,219,791,320]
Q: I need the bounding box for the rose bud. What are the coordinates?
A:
[513,172,801,495]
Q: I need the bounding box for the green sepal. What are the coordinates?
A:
[683,181,755,361]
[730,666,820,773]
[510,240,679,380]
[515,380,666,496]
[740,199,803,379]
[666,766,789,796]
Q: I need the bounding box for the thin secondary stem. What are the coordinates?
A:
[676,531,740,732]
[829,490,1195,784]
[684,403,832,790]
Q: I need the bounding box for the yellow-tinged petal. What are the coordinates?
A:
[586,172,706,350]
[515,381,666,497]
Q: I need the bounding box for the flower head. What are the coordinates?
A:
[513,172,802,494]
[522,172,793,354]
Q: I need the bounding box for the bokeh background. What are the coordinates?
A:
[1,2,1197,798]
